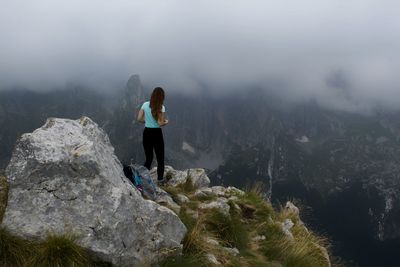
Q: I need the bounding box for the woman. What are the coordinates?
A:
[137,87,169,182]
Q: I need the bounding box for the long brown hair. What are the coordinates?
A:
[150,87,165,120]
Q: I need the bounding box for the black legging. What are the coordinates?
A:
[143,127,164,180]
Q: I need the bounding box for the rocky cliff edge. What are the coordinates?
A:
[0,117,331,267]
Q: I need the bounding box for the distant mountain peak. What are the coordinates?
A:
[125,74,145,109]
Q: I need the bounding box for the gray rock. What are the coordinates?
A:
[282,219,295,239]
[2,117,186,266]
[226,186,245,196]
[205,253,221,265]
[205,237,220,246]
[228,196,239,202]
[186,208,199,219]
[194,188,215,198]
[155,192,181,214]
[199,198,230,217]
[175,194,190,204]
[151,165,210,189]
[150,165,187,187]
[223,247,240,256]
[285,201,300,217]
[252,235,266,242]
[210,186,226,197]
[187,168,210,188]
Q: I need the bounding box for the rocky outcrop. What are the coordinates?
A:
[1,117,186,266]
[150,165,210,189]
[153,166,331,267]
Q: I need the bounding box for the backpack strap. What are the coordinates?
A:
[130,165,142,186]
[147,176,157,199]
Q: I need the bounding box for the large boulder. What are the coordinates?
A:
[1,117,186,266]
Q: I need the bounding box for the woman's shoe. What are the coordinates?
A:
[157,178,166,186]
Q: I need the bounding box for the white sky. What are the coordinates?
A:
[1,0,400,111]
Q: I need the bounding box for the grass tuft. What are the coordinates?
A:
[178,207,197,231]
[245,181,267,199]
[204,207,249,250]
[161,254,206,267]
[178,175,196,194]
[162,174,196,197]
[165,171,173,181]
[239,191,274,223]
[259,228,331,267]
[0,227,33,267]
[258,205,331,267]
[29,234,93,267]
[0,175,8,223]
[182,216,208,255]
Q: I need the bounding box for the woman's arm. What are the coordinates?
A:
[157,112,169,126]
[137,109,145,123]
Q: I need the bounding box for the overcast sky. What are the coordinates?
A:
[1,0,399,111]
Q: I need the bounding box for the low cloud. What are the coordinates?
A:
[1,0,400,111]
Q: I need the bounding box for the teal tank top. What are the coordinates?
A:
[140,101,166,128]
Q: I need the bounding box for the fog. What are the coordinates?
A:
[1,0,400,112]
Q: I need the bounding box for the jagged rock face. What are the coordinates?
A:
[125,74,145,110]
[2,117,186,266]
[105,74,146,165]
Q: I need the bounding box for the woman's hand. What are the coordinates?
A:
[158,113,169,126]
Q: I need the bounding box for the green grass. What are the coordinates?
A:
[178,207,198,232]
[29,234,93,267]
[162,174,198,203]
[178,175,196,194]
[239,192,274,221]
[0,227,110,267]
[0,174,8,222]
[186,200,200,210]
[191,193,217,202]
[163,186,181,199]
[252,200,331,267]
[162,181,334,267]
[259,226,331,267]
[1,170,333,267]
[0,174,112,267]
[161,254,207,267]
[0,227,33,267]
[204,205,249,250]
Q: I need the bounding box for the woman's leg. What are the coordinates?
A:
[154,129,165,180]
[142,128,154,170]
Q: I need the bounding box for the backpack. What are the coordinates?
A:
[123,163,157,200]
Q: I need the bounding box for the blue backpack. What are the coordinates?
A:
[123,163,157,200]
